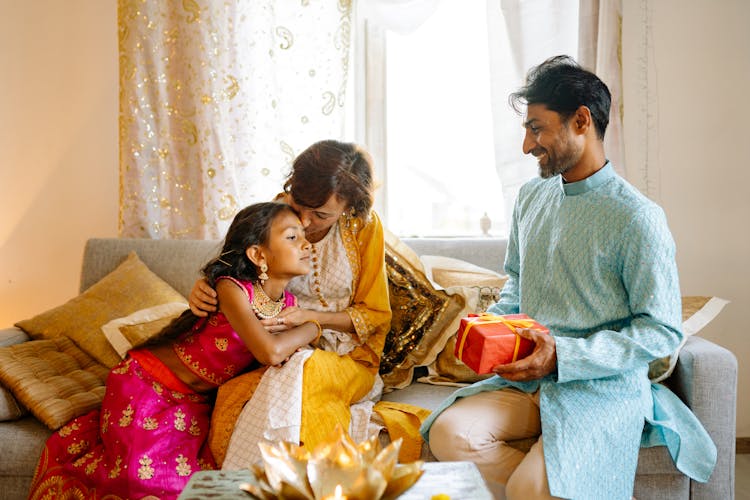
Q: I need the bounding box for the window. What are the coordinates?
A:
[384,2,499,237]
[356,0,579,238]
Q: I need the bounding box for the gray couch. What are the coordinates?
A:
[0,237,737,499]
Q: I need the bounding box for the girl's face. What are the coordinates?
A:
[262,210,311,280]
[287,193,348,244]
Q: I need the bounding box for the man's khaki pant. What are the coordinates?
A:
[428,388,562,500]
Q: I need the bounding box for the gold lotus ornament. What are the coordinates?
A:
[240,425,424,500]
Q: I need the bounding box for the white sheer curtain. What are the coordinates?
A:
[486,0,624,219]
[118,1,353,239]
[579,0,624,175]
[486,0,579,219]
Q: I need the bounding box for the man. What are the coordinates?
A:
[420,56,716,499]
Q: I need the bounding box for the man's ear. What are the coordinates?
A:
[245,245,264,267]
[574,106,592,134]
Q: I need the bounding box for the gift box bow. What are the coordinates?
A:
[456,314,540,363]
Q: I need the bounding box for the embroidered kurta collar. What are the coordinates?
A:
[559,161,613,196]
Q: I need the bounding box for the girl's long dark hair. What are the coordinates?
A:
[144,202,296,346]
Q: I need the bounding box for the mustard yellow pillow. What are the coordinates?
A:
[15,251,187,368]
[0,336,109,429]
[380,232,466,390]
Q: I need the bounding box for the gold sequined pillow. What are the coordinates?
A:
[379,232,466,390]
[15,252,187,368]
[0,336,109,429]
[648,296,729,382]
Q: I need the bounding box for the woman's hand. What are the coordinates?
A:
[259,306,313,333]
[188,278,218,317]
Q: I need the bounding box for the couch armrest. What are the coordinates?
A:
[0,327,30,348]
[665,335,736,500]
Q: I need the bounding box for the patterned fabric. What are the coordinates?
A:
[287,222,359,354]
[173,277,295,386]
[421,164,716,500]
[28,352,215,500]
[119,2,354,239]
[222,348,313,469]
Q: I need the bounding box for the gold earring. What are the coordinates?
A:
[258,262,269,284]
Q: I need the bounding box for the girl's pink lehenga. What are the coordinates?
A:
[28,350,216,500]
[28,279,295,500]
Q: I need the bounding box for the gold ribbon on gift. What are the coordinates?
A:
[456,314,537,362]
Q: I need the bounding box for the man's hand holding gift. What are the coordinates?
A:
[454,313,555,378]
[492,326,556,382]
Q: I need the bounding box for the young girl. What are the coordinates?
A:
[28,202,321,500]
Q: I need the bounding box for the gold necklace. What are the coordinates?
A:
[310,244,329,308]
[251,282,284,319]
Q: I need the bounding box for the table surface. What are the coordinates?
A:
[178,461,493,499]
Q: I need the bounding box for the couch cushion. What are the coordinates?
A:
[379,232,466,389]
[15,251,187,368]
[0,337,108,429]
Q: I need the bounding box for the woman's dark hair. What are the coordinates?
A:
[146,202,296,345]
[283,140,374,217]
[509,55,611,140]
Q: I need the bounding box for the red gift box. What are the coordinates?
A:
[454,313,549,374]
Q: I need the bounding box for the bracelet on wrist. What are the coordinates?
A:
[305,319,322,346]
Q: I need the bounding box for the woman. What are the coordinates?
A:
[190,140,392,466]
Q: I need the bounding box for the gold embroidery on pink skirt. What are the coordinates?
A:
[119,404,134,427]
[189,416,201,436]
[109,456,123,478]
[174,408,187,431]
[101,409,111,434]
[72,450,95,468]
[58,421,80,437]
[112,359,131,375]
[152,381,164,395]
[175,454,192,476]
[143,417,159,430]
[85,455,103,475]
[138,455,155,480]
[172,390,185,400]
[67,440,90,456]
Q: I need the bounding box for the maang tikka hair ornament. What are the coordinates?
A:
[258,262,269,284]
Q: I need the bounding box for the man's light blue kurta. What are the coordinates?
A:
[420,164,716,499]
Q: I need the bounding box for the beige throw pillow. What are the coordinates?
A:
[15,251,187,368]
[417,255,508,386]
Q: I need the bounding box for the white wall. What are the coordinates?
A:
[1,0,748,437]
[622,0,750,436]
[0,0,118,325]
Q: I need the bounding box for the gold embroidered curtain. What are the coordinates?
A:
[118,0,353,239]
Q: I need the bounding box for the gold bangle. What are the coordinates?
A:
[305,319,322,345]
